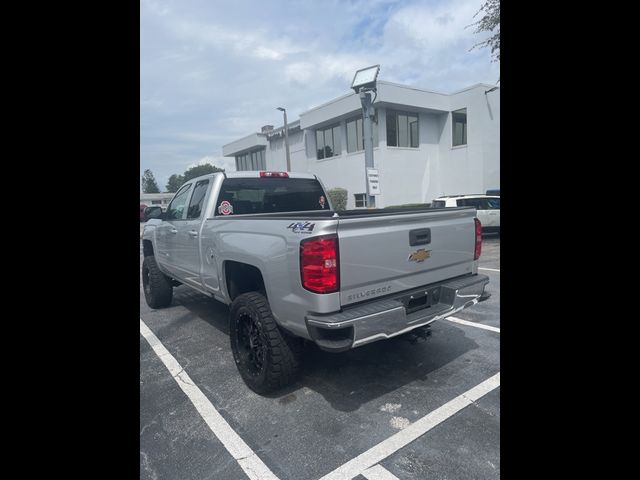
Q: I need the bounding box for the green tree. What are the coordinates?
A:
[141,169,160,193]
[182,163,225,182]
[468,0,500,62]
[166,174,185,193]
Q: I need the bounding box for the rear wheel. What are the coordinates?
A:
[229,292,302,394]
[142,255,173,309]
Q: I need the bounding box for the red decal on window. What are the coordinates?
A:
[218,201,233,215]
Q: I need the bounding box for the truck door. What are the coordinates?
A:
[176,178,212,288]
[155,182,193,278]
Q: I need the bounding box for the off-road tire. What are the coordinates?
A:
[142,255,173,309]
[229,292,302,394]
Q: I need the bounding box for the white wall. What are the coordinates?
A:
[266,130,305,172]
[377,108,444,207]
[258,83,499,208]
[437,85,500,196]
[299,108,448,209]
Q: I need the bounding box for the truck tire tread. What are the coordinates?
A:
[230,292,302,394]
[142,255,173,309]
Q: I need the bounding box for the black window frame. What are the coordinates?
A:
[386,110,419,148]
[235,148,266,171]
[346,116,379,153]
[452,108,467,147]
[354,193,367,208]
[316,124,341,159]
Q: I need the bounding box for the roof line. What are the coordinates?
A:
[299,81,499,117]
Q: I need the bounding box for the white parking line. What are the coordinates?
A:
[362,464,400,480]
[479,267,500,272]
[140,318,279,480]
[445,316,501,333]
[319,373,500,480]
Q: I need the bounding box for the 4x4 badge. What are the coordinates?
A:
[287,221,315,234]
[408,249,431,263]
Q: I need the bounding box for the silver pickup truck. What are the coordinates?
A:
[141,171,489,393]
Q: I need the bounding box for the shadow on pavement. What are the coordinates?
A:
[174,288,478,412]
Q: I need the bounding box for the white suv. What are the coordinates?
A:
[432,195,500,233]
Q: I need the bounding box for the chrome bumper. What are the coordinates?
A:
[305,274,489,352]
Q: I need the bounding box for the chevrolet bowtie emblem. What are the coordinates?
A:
[408,249,431,263]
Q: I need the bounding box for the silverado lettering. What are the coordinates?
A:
[347,286,392,302]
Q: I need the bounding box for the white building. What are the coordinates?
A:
[140,192,174,209]
[223,81,499,209]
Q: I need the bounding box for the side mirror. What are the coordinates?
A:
[144,206,164,221]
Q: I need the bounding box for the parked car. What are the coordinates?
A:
[140,203,148,222]
[142,171,489,393]
[431,195,500,233]
[486,189,500,196]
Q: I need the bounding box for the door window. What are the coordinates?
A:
[187,180,210,219]
[166,184,192,220]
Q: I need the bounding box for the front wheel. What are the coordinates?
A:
[229,292,302,394]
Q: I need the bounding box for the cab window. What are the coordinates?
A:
[187,180,210,219]
[166,184,192,220]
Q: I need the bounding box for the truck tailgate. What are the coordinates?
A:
[337,208,477,307]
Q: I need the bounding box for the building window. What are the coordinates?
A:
[354,193,367,208]
[386,111,419,148]
[346,116,379,153]
[452,108,467,146]
[235,149,266,171]
[316,124,341,159]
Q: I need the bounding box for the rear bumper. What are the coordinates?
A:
[305,274,489,352]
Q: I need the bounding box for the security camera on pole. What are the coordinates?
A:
[351,64,381,208]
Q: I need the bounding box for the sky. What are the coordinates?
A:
[140,0,499,191]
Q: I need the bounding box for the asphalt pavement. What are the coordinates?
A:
[140,236,500,480]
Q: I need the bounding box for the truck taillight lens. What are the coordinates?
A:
[260,171,289,178]
[300,235,339,294]
[474,218,482,260]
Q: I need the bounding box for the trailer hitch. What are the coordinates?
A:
[402,325,432,345]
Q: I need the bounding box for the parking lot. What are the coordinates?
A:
[140,236,500,480]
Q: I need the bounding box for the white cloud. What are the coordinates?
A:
[187,155,233,171]
[140,0,499,188]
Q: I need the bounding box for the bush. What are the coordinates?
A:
[327,188,348,211]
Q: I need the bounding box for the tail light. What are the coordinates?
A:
[300,235,339,294]
[474,218,482,260]
[260,171,289,178]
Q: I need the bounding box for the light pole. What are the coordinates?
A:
[351,65,381,208]
[277,107,291,172]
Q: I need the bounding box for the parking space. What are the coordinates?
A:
[140,237,500,479]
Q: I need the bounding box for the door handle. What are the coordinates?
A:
[170,228,178,234]
[188,230,198,237]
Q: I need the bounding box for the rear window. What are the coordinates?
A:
[431,200,446,208]
[214,177,328,216]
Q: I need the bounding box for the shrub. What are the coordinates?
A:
[327,187,348,211]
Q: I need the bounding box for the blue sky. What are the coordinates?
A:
[140,0,499,191]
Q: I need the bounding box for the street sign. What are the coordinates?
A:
[367,168,381,195]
